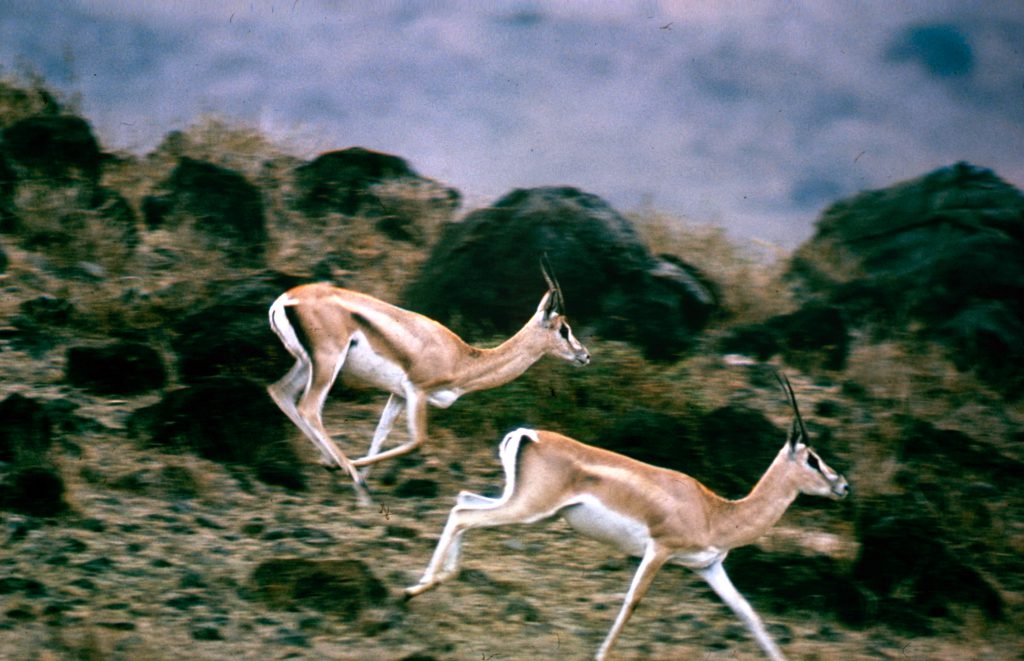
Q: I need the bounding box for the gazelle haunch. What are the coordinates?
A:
[405,376,848,660]
[267,265,589,503]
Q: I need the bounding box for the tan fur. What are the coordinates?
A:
[267,279,589,503]
[407,409,848,660]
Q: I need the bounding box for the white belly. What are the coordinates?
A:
[561,495,651,557]
[426,389,461,408]
[342,331,408,394]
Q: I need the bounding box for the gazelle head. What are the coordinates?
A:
[535,259,590,366]
[777,374,849,500]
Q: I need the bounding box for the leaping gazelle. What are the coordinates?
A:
[405,375,849,660]
[267,262,590,503]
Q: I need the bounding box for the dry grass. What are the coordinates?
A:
[2,77,1021,659]
[628,209,795,325]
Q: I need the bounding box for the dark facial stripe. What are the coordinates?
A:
[807,452,821,472]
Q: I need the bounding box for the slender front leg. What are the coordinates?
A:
[596,544,669,661]
[697,560,785,661]
[359,394,405,479]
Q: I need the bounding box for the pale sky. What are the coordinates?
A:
[2,1,1021,247]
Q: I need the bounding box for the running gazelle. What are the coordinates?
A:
[406,375,849,660]
[267,262,589,503]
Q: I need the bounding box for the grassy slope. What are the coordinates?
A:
[1,80,1022,660]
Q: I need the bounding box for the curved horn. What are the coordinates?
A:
[775,372,808,449]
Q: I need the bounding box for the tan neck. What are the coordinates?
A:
[454,318,547,394]
[709,451,800,550]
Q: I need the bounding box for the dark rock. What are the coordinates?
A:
[146,157,266,264]
[725,547,868,626]
[404,186,718,360]
[593,408,699,474]
[249,558,387,621]
[1,114,101,185]
[296,147,417,216]
[0,394,54,464]
[170,274,297,385]
[789,162,1024,394]
[65,341,167,395]
[720,304,849,371]
[128,376,304,490]
[393,478,439,499]
[853,495,1004,632]
[0,466,68,517]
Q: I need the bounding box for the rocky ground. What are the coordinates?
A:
[2,354,1021,661]
[1,80,1022,660]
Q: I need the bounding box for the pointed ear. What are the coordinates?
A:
[539,256,566,316]
[776,371,808,456]
[787,418,803,456]
[536,290,558,320]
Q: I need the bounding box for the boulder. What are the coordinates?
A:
[128,376,304,490]
[789,162,1024,394]
[170,274,297,385]
[1,114,101,185]
[404,187,718,360]
[0,394,54,464]
[249,557,386,620]
[719,304,849,371]
[0,465,68,517]
[65,341,168,395]
[853,495,1004,632]
[144,157,266,264]
[294,146,459,220]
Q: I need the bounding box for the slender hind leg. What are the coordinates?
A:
[292,343,372,505]
[268,358,311,445]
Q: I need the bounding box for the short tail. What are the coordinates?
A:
[495,427,539,504]
[268,293,308,361]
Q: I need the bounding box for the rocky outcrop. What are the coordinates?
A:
[143,157,267,264]
[128,376,304,490]
[293,146,459,221]
[789,162,1024,394]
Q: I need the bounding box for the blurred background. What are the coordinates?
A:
[2,1,1021,247]
[1,2,1022,660]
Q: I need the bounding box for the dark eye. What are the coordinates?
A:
[559,324,570,339]
[807,452,821,472]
